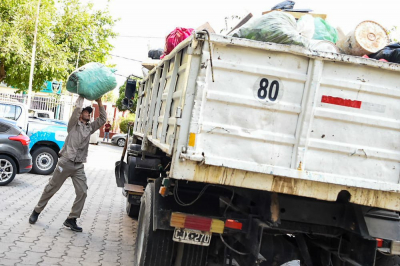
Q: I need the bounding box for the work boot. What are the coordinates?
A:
[29,210,40,224]
[63,218,83,232]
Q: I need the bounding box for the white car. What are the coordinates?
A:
[28,109,54,119]
[89,129,100,145]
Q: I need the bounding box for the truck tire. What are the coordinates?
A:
[375,253,400,266]
[134,183,174,266]
[32,147,58,175]
[126,196,140,219]
[0,155,17,186]
[178,243,209,266]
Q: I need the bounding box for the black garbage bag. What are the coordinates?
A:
[148,48,163,60]
[271,1,295,10]
[370,43,400,63]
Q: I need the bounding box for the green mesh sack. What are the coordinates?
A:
[313,17,338,43]
[66,62,117,100]
[232,11,309,47]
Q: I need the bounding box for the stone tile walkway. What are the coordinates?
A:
[0,144,136,266]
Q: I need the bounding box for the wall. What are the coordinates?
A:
[92,103,129,138]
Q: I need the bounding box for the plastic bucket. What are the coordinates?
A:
[338,21,388,56]
[309,40,340,53]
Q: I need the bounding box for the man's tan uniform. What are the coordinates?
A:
[34,96,106,218]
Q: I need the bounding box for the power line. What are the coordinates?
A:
[108,53,143,62]
[116,35,164,39]
[115,73,142,79]
[81,48,144,62]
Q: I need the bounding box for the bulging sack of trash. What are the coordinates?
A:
[232,11,310,47]
[66,62,117,101]
[160,27,194,59]
[370,43,400,63]
[297,14,315,39]
[148,48,163,60]
[313,18,338,43]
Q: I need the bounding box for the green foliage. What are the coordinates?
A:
[103,90,117,103]
[389,26,399,42]
[0,0,118,92]
[119,117,135,134]
[220,15,242,34]
[116,76,141,113]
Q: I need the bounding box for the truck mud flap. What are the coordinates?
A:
[115,160,128,187]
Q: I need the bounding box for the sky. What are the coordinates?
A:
[81,0,400,88]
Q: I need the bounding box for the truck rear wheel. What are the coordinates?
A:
[126,196,140,219]
[375,253,400,266]
[31,147,58,175]
[134,183,175,266]
[175,242,209,266]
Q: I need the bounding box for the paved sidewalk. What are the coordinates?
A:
[0,145,137,266]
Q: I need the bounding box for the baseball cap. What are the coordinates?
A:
[82,106,93,114]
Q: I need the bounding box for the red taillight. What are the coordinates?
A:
[225,219,243,230]
[377,238,384,248]
[25,165,32,169]
[9,134,30,146]
[170,213,225,233]
[185,216,212,232]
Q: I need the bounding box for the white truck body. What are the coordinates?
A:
[134,32,400,212]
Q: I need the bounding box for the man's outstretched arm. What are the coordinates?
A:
[68,96,84,133]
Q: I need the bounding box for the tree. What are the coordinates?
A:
[116,77,141,113]
[119,114,135,134]
[103,90,117,103]
[220,15,242,34]
[0,0,117,92]
[389,26,399,42]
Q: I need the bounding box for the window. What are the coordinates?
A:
[0,122,10,133]
[0,104,22,121]
[38,113,50,118]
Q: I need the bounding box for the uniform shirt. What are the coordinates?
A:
[59,96,106,163]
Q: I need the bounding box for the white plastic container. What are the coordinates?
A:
[338,20,389,56]
[309,40,339,53]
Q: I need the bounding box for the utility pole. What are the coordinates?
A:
[76,48,81,69]
[27,0,41,108]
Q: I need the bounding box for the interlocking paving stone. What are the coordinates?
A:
[0,145,137,266]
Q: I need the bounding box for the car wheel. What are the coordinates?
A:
[117,138,126,147]
[32,147,58,175]
[0,155,17,186]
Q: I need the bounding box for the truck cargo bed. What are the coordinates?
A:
[134,32,400,211]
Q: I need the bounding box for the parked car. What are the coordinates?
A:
[0,118,32,185]
[0,101,67,175]
[28,109,54,119]
[111,133,127,147]
[89,129,100,145]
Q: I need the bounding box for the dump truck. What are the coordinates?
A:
[118,31,400,266]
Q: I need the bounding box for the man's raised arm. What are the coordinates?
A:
[68,96,84,133]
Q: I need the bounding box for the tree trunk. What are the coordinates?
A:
[0,62,6,82]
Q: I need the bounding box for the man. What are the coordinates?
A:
[103,121,111,142]
[29,96,106,232]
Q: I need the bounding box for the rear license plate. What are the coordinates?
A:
[173,228,212,246]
